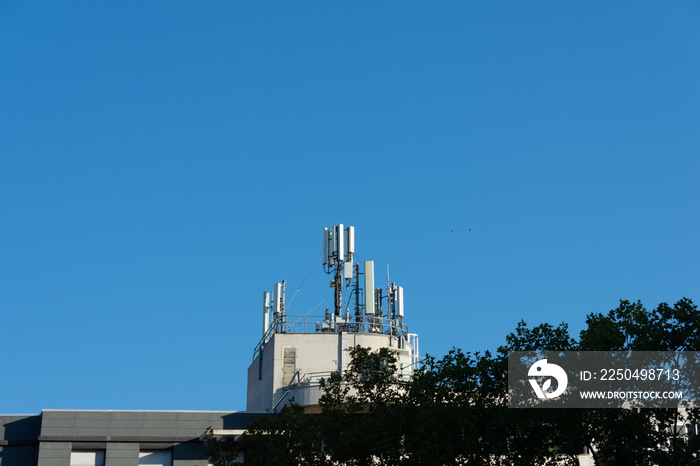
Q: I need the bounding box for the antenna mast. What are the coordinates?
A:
[323,224,354,316]
[253,224,416,362]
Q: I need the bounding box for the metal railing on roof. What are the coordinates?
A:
[252,313,409,360]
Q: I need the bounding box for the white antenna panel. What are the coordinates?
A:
[322,228,330,266]
[344,260,353,280]
[262,291,270,335]
[396,286,404,317]
[364,261,374,315]
[272,283,282,315]
[329,227,337,265]
[375,288,383,315]
[336,223,345,263]
[346,226,355,259]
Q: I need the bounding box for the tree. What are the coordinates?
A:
[203,427,242,466]
[234,346,406,466]
[578,299,700,466]
[241,402,324,466]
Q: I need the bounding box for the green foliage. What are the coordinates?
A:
[242,402,324,466]
[578,299,700,466]
[203,427,242,466]
[317,346,406,465]
[504,320,577,352]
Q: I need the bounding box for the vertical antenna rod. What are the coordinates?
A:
[262,291,270,340]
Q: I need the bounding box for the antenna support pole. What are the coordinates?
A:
[333,265,342,316]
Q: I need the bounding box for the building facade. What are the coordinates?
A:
[0,410,254,466]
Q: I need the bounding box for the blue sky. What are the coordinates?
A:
[1,1,699,414]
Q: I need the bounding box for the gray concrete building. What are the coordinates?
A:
[1,410,255,466]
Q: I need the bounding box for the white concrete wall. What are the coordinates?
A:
[246,337,277,412]
[246,332,413,411]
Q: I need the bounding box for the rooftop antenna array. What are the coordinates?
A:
[321,224,405,342]
[261,280,286,342]
[255,224,414,356]
[322,224,354,316]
